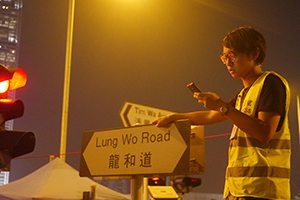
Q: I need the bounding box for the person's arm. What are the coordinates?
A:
[152,110,227,127]
[195,91,281,144]
[219,103,280,144]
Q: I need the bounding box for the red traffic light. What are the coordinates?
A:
[0,64,27,94]
[7,67,27,91]
[0,64,27,121]
[0,80,9,94]
[0,63,35,169]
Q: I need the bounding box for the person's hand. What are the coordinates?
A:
[193,92,224,111]
[151,115,171,127]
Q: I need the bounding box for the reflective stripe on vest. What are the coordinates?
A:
[230,136,291,149]
[227,166,290,178]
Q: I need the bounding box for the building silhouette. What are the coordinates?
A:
[0,0,23,184]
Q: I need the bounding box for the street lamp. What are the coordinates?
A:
[60,0,75,162]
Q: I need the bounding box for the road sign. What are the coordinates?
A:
[119,101,176,127]
[80,120,190,177]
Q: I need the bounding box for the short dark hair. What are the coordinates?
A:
[222,27,266,65]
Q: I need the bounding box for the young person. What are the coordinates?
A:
[152,27,291,200]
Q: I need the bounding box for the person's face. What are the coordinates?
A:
[222,46,256,79]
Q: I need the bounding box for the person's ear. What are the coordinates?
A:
[252,48,260,61]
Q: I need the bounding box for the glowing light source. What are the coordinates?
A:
[0,80,9,94]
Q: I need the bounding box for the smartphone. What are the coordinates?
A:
[187,82,202,93]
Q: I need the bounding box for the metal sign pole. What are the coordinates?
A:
[143,177,149,200]
[131,175,143,200]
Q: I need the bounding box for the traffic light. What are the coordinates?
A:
[148,177,166,186]
[0,64,35,169]
[172,176,201,194]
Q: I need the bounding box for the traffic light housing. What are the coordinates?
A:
[172,176,201,194]
[0,64,35,169]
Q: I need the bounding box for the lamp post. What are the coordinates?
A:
[59,2,147,200]
[297,95,300,154]
[60,0,75,162]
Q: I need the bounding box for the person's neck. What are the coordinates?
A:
[242,66,264,88]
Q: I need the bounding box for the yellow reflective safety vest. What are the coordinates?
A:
[223,71,291,200]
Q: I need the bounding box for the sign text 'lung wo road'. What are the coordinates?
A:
[80,120,190,177]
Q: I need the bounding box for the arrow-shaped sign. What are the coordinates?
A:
[80,120,190,177]
[119,101,176,127]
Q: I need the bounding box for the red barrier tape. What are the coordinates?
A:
[14,133,231,160]
[204,133,231,139]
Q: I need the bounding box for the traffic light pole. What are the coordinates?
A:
[60,0,75,162]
